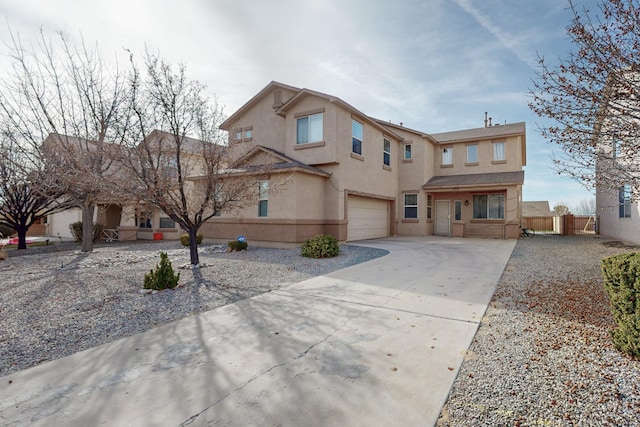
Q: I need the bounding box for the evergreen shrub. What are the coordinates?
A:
[301,234,339,259]
[144,252,180,290]
[601,252,640,359]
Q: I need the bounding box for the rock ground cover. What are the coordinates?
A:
[0,241,387,377]
[438,235,640,426]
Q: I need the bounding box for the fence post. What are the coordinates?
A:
[563,214,575,235]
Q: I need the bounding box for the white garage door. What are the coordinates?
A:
[347,196,389,241]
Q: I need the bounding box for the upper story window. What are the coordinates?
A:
[296,113,323,144]
[473,194,504,219]
[467,145,478,164]
[619,185,632,218]
[383,139,391,166]
[352,120,363,155]
[404,144,412,160]
[442,147,452,165]
[233,130,242,141]
[404,194,418,219]
[493,142,505,161]
[244,128,252,141]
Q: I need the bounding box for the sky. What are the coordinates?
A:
[0,0,600,210]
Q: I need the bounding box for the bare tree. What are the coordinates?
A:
[529,0,640,196]
[121,53,260,265]
[0,132,71,249]
[0,29,135,252]
[574,198,597,215]
[553,203,572,216]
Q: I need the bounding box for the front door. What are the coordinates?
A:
[435,200,450,235]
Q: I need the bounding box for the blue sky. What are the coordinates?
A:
[0,0,599,209]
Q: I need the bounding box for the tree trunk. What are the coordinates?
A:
[15,225,28,250]
[81,203,95,253]
[188,228,200,265]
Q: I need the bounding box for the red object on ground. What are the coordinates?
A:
[7,238,32,245]
[153,232,162,241]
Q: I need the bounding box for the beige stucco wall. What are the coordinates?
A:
[435,135,524,175]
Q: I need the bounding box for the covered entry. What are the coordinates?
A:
[347,195,389,241]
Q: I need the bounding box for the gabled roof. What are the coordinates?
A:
[431,122,526,144]
[522,201,554,216]
[229,145,331,178]
[220,81,301,130]
[220,81,403,141]
[423,171,524,189]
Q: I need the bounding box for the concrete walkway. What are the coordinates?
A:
[0,237,516,427]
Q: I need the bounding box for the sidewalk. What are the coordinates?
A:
[0,237,515,426]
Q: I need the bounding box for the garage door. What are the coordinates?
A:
[347,196,389,241]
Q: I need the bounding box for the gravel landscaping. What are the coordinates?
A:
[0,240,387,377]
[2,235,640,426]
[438,235,640,426]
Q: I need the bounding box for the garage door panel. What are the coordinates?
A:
[347,196,389,241]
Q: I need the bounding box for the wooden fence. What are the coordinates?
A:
[522,215,597,235]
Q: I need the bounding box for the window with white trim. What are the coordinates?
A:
[442,147,452,165]
[493,142,505,161]
[619,185,632,218]
[352,120,363,155]
[473,194,504,219]
[404,194,418,219]
[467,145,478,163]
[258,180,269,217]
[383,138,391,166]
[296,113,323,144]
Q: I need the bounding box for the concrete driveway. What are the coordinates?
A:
[0,237,515,426]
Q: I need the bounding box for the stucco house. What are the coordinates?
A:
[45,82,527,245]
[205,81,526,245]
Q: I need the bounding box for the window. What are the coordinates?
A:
[383,139,391,166]
[454,200,462,221]
[137,211,152,229]
[404,194,418,219]
[244,128,252,141]
[352,120,363,155]
[426,194,433,219]
[296,113,323,144]
[159,217,175,228]
[442,147,452,165]
[258,180,269,217]
[467,145,478,163]
[493,142,505,161]
[234,130,242,141]
[161,155,178,178]
[619,185,632,218]
[473,194,504,219]
[404,144,412,160]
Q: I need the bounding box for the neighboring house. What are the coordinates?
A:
[45,130,193,241]
[522,201,554,217]
[594,71,640,244]
[207,81,526,245]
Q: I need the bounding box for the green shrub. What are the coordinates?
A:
[301,234,340,259]
[69,221,104,242]
[601,253,640,359]
[227,240,248,251]
[0,223,14,238]
[144,252,180,290]
[180,233,203,246]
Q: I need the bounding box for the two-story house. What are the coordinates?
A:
[201,81,526,246]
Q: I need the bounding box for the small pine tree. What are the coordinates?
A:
[144,252,180,290]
